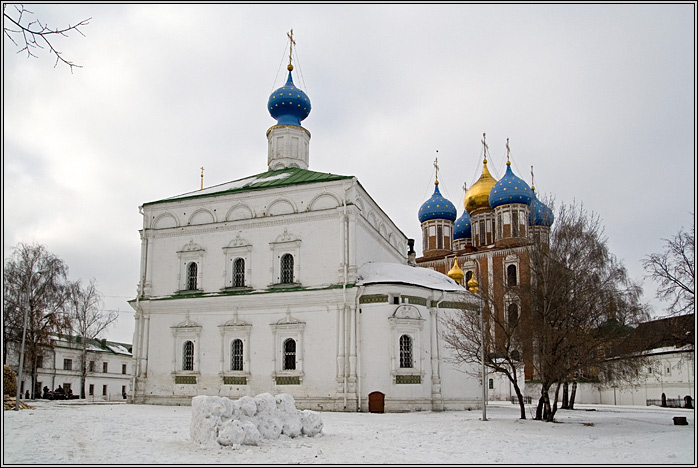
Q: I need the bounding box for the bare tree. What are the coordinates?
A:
[65,278,118,399]
[3,4,90,72]
[442,282,529,419]
[642,219,695,316]
[3,242,71,398]
[528,202,649,421]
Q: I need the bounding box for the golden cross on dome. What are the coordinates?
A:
[530,165,536,190]
[463,182,468,193]
[287,29,296,69]
[481,133,488,162]
[200,166,204,190]
[506,138,511,163]
[433,155,440,184]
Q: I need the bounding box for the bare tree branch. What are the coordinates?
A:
[642,218,695,316]
[3,4,90,72]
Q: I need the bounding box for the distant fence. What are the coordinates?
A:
[511,395,532,404]
[646,398,691,409]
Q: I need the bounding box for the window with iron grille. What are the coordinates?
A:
[283,338,296,370]
[89,384,94,395]
[231,339,244,371]
[280,254,294,284]
[187,262,198,290]
[102,362,108,373]
[183,340,194,371]
[233,258,245,287]
[399,335,413,368]
[63,359,72,371]
[122,363,127,374]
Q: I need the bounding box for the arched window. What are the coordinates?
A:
[507,264,518,287]
[231,339,244,371]
[399,334,413,368]
[465,270,473,285]
[233,258,245,288]
[280,254,294,284]
[187,262,198,290]
[182,341,194,371]
[508,303,519,325]
[488,378,494,390]
[283,338,296,370]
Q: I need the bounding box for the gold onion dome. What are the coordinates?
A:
[447,257,464,282]
[464,159,498,214]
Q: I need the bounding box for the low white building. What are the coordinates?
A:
[128,60,483,411]
[488,314,695,408]
[11,335,133,402]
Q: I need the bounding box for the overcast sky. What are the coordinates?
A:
[3,3,695,343]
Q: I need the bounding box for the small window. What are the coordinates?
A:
[399,335,413,368]
[512,211,520,237]
[63,359,72,371]
[437,225,443,249]
[280,254,294,284]
[187,262,198,290]
[88,384,94,396]
[121,385,127,398]
[283,338,296,370]
[102,385,107,396]
[233,258,245,288]
[183,340,194,371]
[465,270,473,285]
[507,264,518,287]
[231,339,244,371]
[508,303,519,324]
[479,220,486,246]
[488,378,494,390]
[89,361,95,372]
[103,362,108,373]
[122,364,127,375]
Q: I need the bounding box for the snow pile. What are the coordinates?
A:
[190,393,323,447]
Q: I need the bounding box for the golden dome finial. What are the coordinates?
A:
[467,275,479,294]
[287,29,296,70]
[506,138,511,166]
[433,152,440,185]
[481,132,489,164]
[447,257,464,282]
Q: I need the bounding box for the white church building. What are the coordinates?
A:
[128,52,482,412]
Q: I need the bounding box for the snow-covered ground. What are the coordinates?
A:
[3,399,695,465]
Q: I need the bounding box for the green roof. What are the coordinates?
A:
[144,167,353,206]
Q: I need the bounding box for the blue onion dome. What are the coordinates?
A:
[268,65,311,127]
[529,188,554,226]
[418,181,457,223]
[488,162,533,209]
[453,210,472,240]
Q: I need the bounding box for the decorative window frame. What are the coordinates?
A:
[270,312,305,384]
[504,254,520,288]
[222,234,252,290]
[177,240,205,293]
[219,315,252,385]
[389,305,425,384]
[270,229,301,287]
[171,316,202,382]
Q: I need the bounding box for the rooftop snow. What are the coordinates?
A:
[356,262,466,292]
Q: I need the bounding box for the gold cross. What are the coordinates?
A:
[433,155,440,183]
[200,166,204,190]
[506,138,511,162]
[287,29,295,68]
[481,132,488,153]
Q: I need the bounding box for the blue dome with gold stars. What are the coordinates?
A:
[453,210,472,240]
[268,67,311,127]
[418,182,457,223]
[529,189,554,227]
[488,162,533,209]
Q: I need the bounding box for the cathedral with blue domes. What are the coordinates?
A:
[417,136,554,389]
